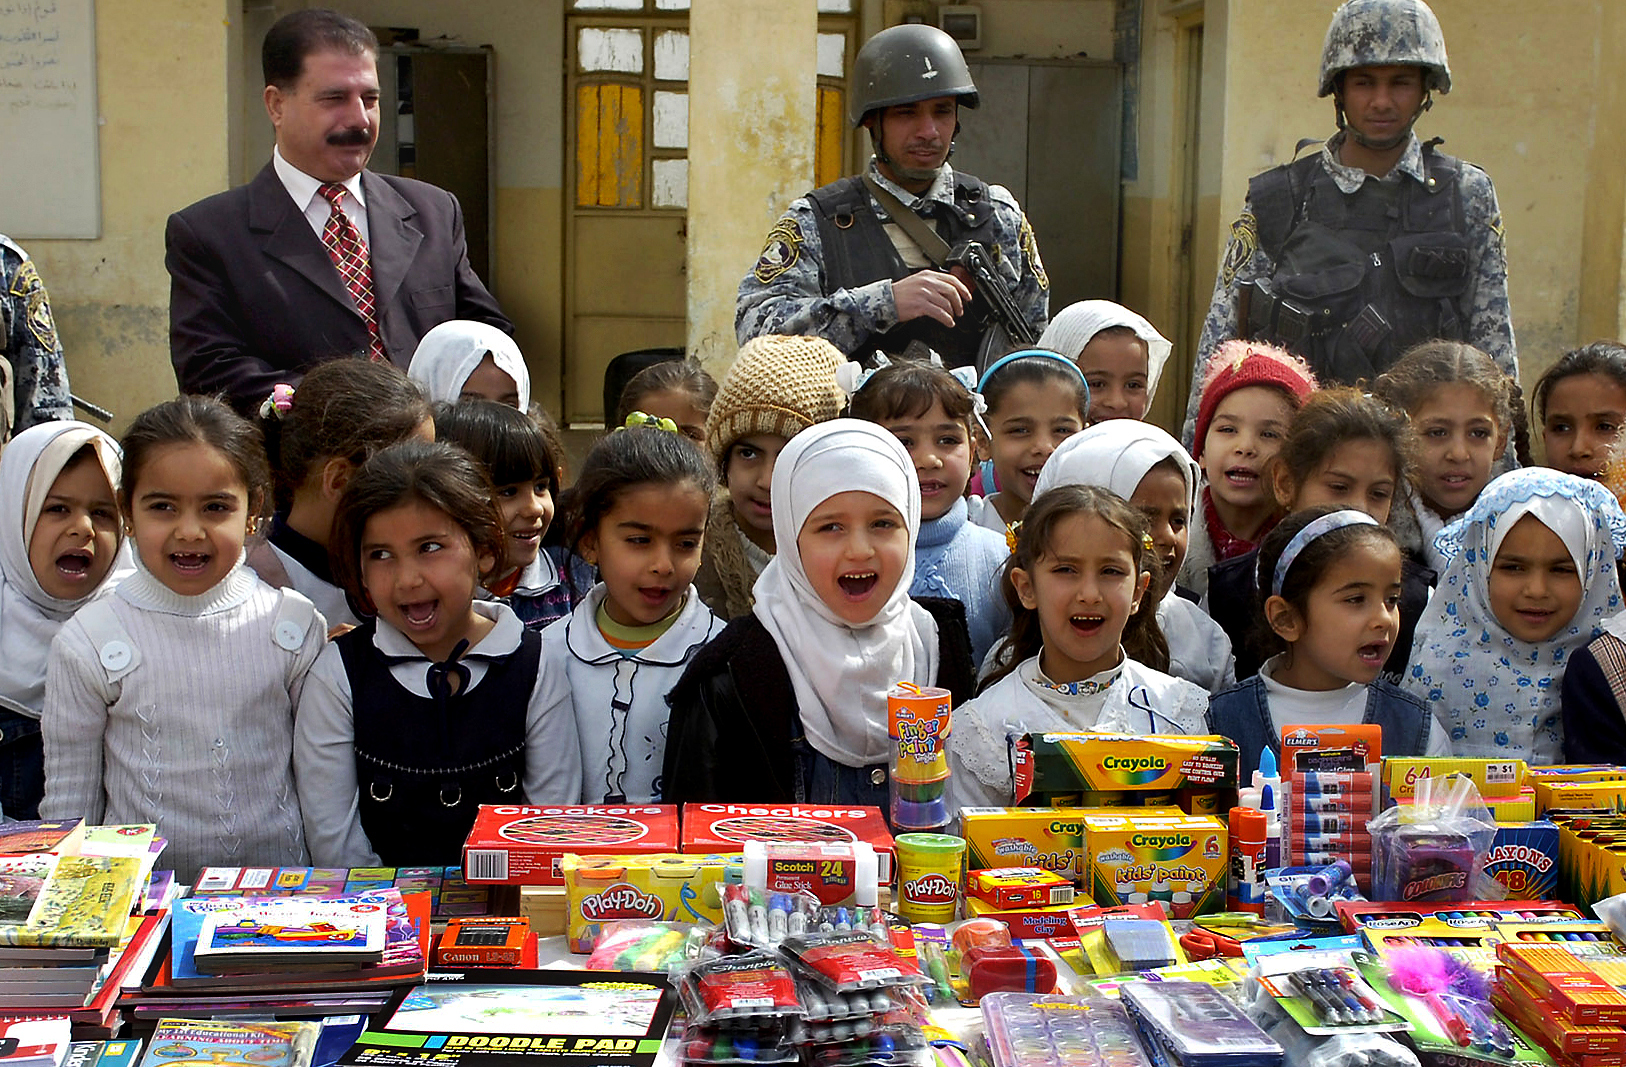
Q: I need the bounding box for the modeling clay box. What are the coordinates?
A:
[561,852,740,953]
[1484,821,1560,899]
[679,803,895,882]
[1380,757,1525,805]
[968,867,1076,909]
[959,807,1185,881]
[462,804,679,886]
[1011,733,1238,805]
[964,895,1083,940]
[1083,814,1227,918]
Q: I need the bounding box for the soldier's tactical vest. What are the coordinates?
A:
[1244,144,1470,385]
[338,621,535,865]
[807,173,1002,368]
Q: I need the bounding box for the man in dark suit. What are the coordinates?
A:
[167,9,511,413]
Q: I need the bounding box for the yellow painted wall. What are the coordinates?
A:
[23,0,239,433]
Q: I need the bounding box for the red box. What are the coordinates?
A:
[1496,942,1626,1027]
[1494,969,1626,1059]
[680,803,896,882]
[462,804,679,885]
[968,867,1076,910]
[435,917,530,967]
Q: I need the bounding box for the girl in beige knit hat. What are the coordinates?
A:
[691,336,848,619]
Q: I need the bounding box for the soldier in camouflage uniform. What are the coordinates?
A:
[737,24,1047,370]
[0,236,72,445]
[1183,0,1514,446]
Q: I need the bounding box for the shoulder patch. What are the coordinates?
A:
[1018,213,1047,291]
[8,259,57,351]
[751,216,803,284]
[1220,208,1258,289]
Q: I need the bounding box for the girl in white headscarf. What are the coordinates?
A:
[1406,468,1626,765]
[663,419,975,804]
[407,320,530,409]
[1037,300,1173,422]
[1032,421,1235,693]
[0,421,129,817]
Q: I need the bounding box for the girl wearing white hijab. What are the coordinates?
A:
[1032,422,1236,693]
[1037,300,1173,422]
[663,419,975,804]
[1407,468,1626,765]
[0,421,129,817]
[407,320,531,409]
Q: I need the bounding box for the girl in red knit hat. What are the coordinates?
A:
[1179,341,1316,598]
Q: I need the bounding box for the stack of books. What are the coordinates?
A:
[120,888,430,1031]
[0,822,172,1039]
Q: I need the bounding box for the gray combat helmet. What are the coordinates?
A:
[1318,0,1451,97]
[848,24,979,128]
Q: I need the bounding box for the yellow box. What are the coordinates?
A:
[959,807,1183,882]
[968,867,1077,909]
[1083,814,1226,918]
[1012,733,1238,804]
[1381,758,1526,802]
[1535,779,1626,817]
[561,852,741,953]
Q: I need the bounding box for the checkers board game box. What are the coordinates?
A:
[462,806,679,886]
[679,804,896,882]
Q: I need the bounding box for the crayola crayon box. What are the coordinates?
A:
[1379,757,1526,806]
[462,804,680,885]
[1011,733,1238,806]
[562,852,741,953]
[1083,813,1226,918]
[1534,778,1626,817]
[959,807,1184,882]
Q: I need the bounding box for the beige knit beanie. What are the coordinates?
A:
[705,334,848,466]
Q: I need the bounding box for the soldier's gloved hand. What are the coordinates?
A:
[891,270,971,328]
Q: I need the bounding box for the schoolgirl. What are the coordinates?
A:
[1408,468,1626,765]
[1033,422,1235,693]
[949,485,1209,810]
[542,426,722,804]
[1531,341,1626,482]
[968,349,1089,532]
[434,400,572,629]
[43,398,324,880]
[665,419,976,804]
[407,319,531,408]
[1036,299,1173,423]
[1374,340,1524,573]
[1179,341,1316,596]
[848,357,1010,664]
[692,334,847,619]
[1207,387,1425,680]
[614,359,718,446]
[1206,506,1449,780]
[295,441,581,866]
[0,422,127,818]
[251,359,433,628]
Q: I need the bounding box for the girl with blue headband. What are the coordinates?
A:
[967,349,1089,534]
[1206,504,1449,779]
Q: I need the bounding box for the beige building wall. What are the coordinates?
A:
[23,0,241,434]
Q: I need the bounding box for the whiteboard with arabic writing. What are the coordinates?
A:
[0,0,99,238]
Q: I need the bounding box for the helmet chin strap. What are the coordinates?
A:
[866,122,952,184]
[1334,90,1432,152]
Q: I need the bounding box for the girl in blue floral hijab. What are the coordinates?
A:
[1405,468,1626,764]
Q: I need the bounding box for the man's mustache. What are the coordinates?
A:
[327,127,373,147]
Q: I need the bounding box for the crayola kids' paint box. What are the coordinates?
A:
[562,852,742,953]
[959,807,1184,882]
[1083,814,1227,918]
[1010,733,1238,807]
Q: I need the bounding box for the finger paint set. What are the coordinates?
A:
[1082,813,1227,919]
[957,806,1184,882]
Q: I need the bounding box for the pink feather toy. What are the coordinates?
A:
[1385,944,1471,1046]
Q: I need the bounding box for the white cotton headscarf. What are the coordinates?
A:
[407,320,530,408]
[1037,300,1174,403]
[1032,419,1200,514]
[1407,468,1626,764]
[751,419,939,767]
[0,422,127,718]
